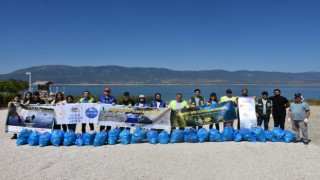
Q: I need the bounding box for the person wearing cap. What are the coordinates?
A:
[99,88,117,132]
[269,89,290,130]
[150,93,166,108]
[135,95,150,107]
[32,91,45,104]
[256,91,273,130]
[288,93,311,145]
[120,92,135,107]
[189,89,205,108]
[79,90,96,133]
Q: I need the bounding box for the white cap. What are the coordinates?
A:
[139,95,145,98]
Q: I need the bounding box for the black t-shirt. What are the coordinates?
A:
[32,98,46,104]
[121,99,134,106]
[269,95,289,114]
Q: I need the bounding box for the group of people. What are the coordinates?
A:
[8,87,311,144]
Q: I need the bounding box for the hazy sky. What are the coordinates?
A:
[1,0,319,74]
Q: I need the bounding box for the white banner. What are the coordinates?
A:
[238,97,257,129]
[55,103,101,124]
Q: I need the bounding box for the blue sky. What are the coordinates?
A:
[1,0,319,74]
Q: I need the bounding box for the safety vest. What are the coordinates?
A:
[79,97,94,103]
[220,96,236,102]
[190,96,205,106]
[170,100,188,110]
[256,99,272,116]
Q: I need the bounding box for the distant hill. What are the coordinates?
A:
[0,65,320,84]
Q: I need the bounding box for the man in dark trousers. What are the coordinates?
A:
[269,89,290,130]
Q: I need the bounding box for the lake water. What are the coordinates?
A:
[42,84,320,102]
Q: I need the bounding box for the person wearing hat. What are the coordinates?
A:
[288,93,311,145]
[32,91,45,104]
[99,88,117,132]
[135,95,150,107]
[79,90,96,133]
[120,92,134,107]
[269,89,290,130]
[256,91,273,130]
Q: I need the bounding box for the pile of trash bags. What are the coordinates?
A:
[16,126,296,147]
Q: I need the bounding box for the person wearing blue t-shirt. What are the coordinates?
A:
[99,87,117,132]
[288,93,311,145]
[150,93,166,108]
[135,95,149,107]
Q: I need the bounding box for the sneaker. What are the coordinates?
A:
[303,141,309,145]
[11,134,17,140]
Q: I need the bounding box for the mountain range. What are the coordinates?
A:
[0,65,319,84]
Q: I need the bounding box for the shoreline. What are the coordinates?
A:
[52,83,320,86]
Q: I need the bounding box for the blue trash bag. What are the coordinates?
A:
[170,129,184,143]
[131,127,146,144]
[108,128,121,145]
[273,127,286,141]
[209,129,223,142]
[241,128,257,142]
[51,130,65,147]
[16,129,32,146]
[222,126,234,141]
[147,130,158,144]
[264,130,277,142]
[63,131,77,146]
[234,130,243,142]
[75,134,84,146]
[119,129,131,145]
[158,130,170,144]
[251,127,266,143]
[83,131,96,146]
[283,130,295,143]
[94,131,108,147]
[28,131,41,146]
[39,132,51,147]
[184,128,198,143]
[197,128,209,143]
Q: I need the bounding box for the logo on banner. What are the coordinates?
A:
[85,107,98,118]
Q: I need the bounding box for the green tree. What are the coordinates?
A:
[0,79,29,94]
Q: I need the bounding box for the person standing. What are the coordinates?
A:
[288,93,310,145]
[79,90,96,133]
[51,92,67,131]
[169,93,188,129]
[189,89,205,107]
[135,95,150,107]
[120,92,135,107]
[66,95,77,132]
[256,91,273,130]
[32,91,46,104]
[23,92,34,105]
[269,89,290,130]
[99,87,117,132]
[207,92,220,130]
[150,93,166,108]
[220,89,237,128]
[8,94,22,139]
